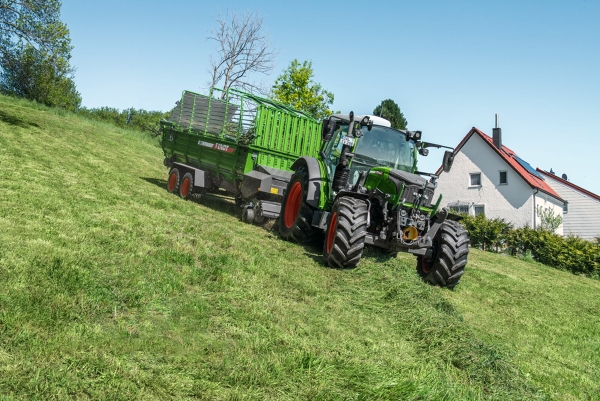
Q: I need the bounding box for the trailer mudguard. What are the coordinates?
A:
[291,157,323,209]
[171,162,208,188]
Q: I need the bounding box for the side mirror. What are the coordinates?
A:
[442,150,454,172]
[321,118,336,141]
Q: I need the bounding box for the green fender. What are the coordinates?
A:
[291,157,327,209]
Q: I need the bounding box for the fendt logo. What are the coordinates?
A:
[198,141,235,153]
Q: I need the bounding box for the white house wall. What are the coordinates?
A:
[543,178,600,240]
[436,134,534,228]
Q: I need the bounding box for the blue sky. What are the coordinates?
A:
[61,0,600,194]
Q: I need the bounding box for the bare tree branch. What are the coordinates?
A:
[206,10,277,97]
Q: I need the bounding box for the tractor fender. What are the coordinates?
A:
[291,157,323,208]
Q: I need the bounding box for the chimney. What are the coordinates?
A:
[493,113,502,149]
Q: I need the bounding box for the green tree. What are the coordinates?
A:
[1,1,79,110]
[1,44,81,111]
[271,59,334,120]
[0,1,71,62]
[536,205,563,233]
[373,99,407,129]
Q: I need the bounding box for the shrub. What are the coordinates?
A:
[464,215,600,278]
[77,107,170,137]
[460,214,512,252]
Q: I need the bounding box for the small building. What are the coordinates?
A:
[435,125,565,234]
[536,169,600,240]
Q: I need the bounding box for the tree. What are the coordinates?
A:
[207,10,276,97]
[1,44,81,111]
[1,1,79,110]
[536,205,563,233]
[0,1,71,62]
[373,99,407,129]
[271,59,335,120]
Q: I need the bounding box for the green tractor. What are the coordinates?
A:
[160,88,468,288]
[279,112,469,289]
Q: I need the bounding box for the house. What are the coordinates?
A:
[435,124,565,235]
[536,169,600,240]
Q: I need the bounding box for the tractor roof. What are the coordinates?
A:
[330,114,392,128]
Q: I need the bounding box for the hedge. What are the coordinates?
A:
[459,214,600,278]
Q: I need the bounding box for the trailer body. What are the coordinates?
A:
[161,88,322,220]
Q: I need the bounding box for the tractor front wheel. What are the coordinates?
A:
[279,166,315,243]
[323,197,368,269]
[417,220,469,289]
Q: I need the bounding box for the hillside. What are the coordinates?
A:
[1,94,599,400]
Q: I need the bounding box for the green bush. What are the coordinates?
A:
[464,215,600,278]
[460,214,512,252]
[77,107,170,137]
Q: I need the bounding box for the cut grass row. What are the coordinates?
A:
[1,94,599,399]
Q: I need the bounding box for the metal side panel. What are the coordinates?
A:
[241,170,273,199]
[260,201,281,218]
[257,165,293,182]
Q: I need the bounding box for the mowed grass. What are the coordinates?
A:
[0,94,599,400]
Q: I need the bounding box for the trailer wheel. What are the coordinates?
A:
[179,172,194,200]
[167,167,180,194]
[323,197,368,269]
[241,207,254,223]
[417,220,469,289]
[279,166,314,243]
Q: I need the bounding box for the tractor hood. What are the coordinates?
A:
[365,167,437,208]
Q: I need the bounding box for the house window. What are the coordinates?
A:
[470,173,481,186]
[563,202,568,214]
[449,203,470,214]
[474,205,485,216]
[499,171,507,185]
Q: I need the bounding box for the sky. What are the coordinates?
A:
[60,0,600,195]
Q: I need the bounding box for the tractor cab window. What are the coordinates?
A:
[323,125,348,168]
[353,126,415,173]
[323,124,415,188]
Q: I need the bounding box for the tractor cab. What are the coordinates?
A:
[321,114,419,191]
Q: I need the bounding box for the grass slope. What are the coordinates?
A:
[0,95,599,400]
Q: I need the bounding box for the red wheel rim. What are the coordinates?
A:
[168,172,177,191]
[326,212,338,254]
[284,182,302,229]
[181,177,190,197]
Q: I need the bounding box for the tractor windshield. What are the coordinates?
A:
[323,124,416,188]
[353,125,415,172]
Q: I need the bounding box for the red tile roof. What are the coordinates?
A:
[438,127,564,202]
[537,169,600,202]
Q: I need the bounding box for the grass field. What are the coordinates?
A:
[1,94,599,400]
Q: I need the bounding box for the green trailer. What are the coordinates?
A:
[161,88,469,288]
[161,87,322,222]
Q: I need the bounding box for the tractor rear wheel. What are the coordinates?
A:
[417,220,469,289]
[323,197,368,269]
[179,172,194,200]
[279,166,315,243]
[167,167,180,194]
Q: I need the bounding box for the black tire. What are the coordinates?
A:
[323,197,368,269]
[279,166,315,243]
[417,220,469,289]
[179,172,194,200]
[167,167,180,194]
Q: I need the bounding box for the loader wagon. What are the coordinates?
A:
[161,87,321,222]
